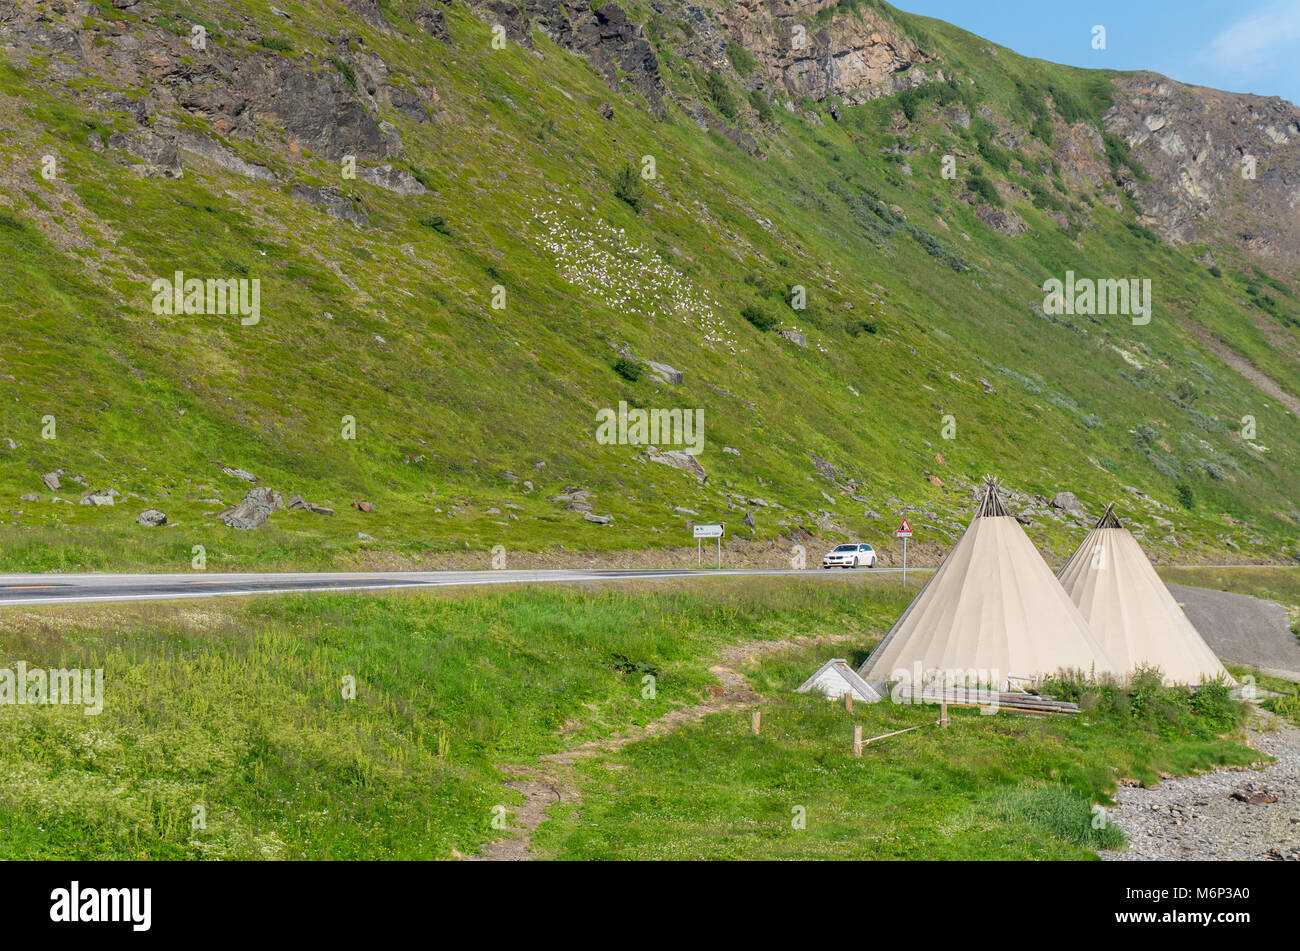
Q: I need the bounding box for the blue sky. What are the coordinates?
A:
[893,0,1300,105]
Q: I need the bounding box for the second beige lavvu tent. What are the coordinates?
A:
[1057,504,1234,686]
[859,479,1119,690]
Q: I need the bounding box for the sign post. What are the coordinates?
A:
[693,524,724,568]
[895,517,913,584]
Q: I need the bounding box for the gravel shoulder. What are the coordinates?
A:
[1169,583,1300,677]
[1100,713,1300,861]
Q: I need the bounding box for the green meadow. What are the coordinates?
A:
[533,638,1255,860]
[0,576,1268,860]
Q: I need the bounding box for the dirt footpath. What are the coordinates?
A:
[468,632,858,861]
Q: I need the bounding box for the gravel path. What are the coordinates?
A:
[1169,583,1300,678]
[1100,715,1300,861]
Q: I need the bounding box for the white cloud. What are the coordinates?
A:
[1208,0,1300,75]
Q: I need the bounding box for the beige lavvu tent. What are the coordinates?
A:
[1057,504,1234,686]
[859,479,1119,690]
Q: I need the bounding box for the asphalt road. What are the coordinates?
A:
[0,567,907,607]
[1171,582,1300,680]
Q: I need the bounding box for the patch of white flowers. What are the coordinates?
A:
[532,207,743,354]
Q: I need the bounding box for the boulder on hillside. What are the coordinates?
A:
[1051,491,1085,515]
[645,446,706,482]
[222,466,258,483]
[137,509,167,527]
[41,472,60,491]
[287,493,333,515]
[645,360,683,385]
[220,486,284,530]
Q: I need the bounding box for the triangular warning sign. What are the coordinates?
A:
[897,518,912,535]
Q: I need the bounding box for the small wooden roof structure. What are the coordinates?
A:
[797,658,883,703]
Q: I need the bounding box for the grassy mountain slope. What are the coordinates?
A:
[0,0,1297,572]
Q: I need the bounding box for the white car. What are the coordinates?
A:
[822,543,877,569]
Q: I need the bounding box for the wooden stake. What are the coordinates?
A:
[940,699,949,728]
[844,691,853,713]
[751,711,761,735]
[852,725,863,757]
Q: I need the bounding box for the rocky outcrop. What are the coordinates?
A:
[357,163,428,196]
[715,0,932,104]
[291,184,369,225]
[974,204,1027,237]
[1104,72,1300,267]
[522,1,666,114]
[1050,491,1084,516]
[416,4,452,42]
[645,360,683,384]
[176,134,276,183]
[0,3,403,180]
[645,446,707,482]
[221,486,285,530]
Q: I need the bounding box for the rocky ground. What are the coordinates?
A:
[1101,713,1300,861]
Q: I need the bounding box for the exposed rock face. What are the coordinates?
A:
[357,163,428,196]
[716,0,932,104]
[523,0,666,114]
[974,204,1027,237]
[1053,120,1111,195]
[485,0,535,48]
[1104,72,1300,267]
[0,2,403,199]
[177,134,275,182]
[291,184,369,226]
[342,0,392,31]
[416,4,452,42]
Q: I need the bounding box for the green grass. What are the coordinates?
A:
[533,639,1256,860]
[0,575,913,859]
[1159,566,1300,610]
[0,571,1263,860]
[0,0,1296,574]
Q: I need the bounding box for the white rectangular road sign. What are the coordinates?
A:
[693,524,724,538]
